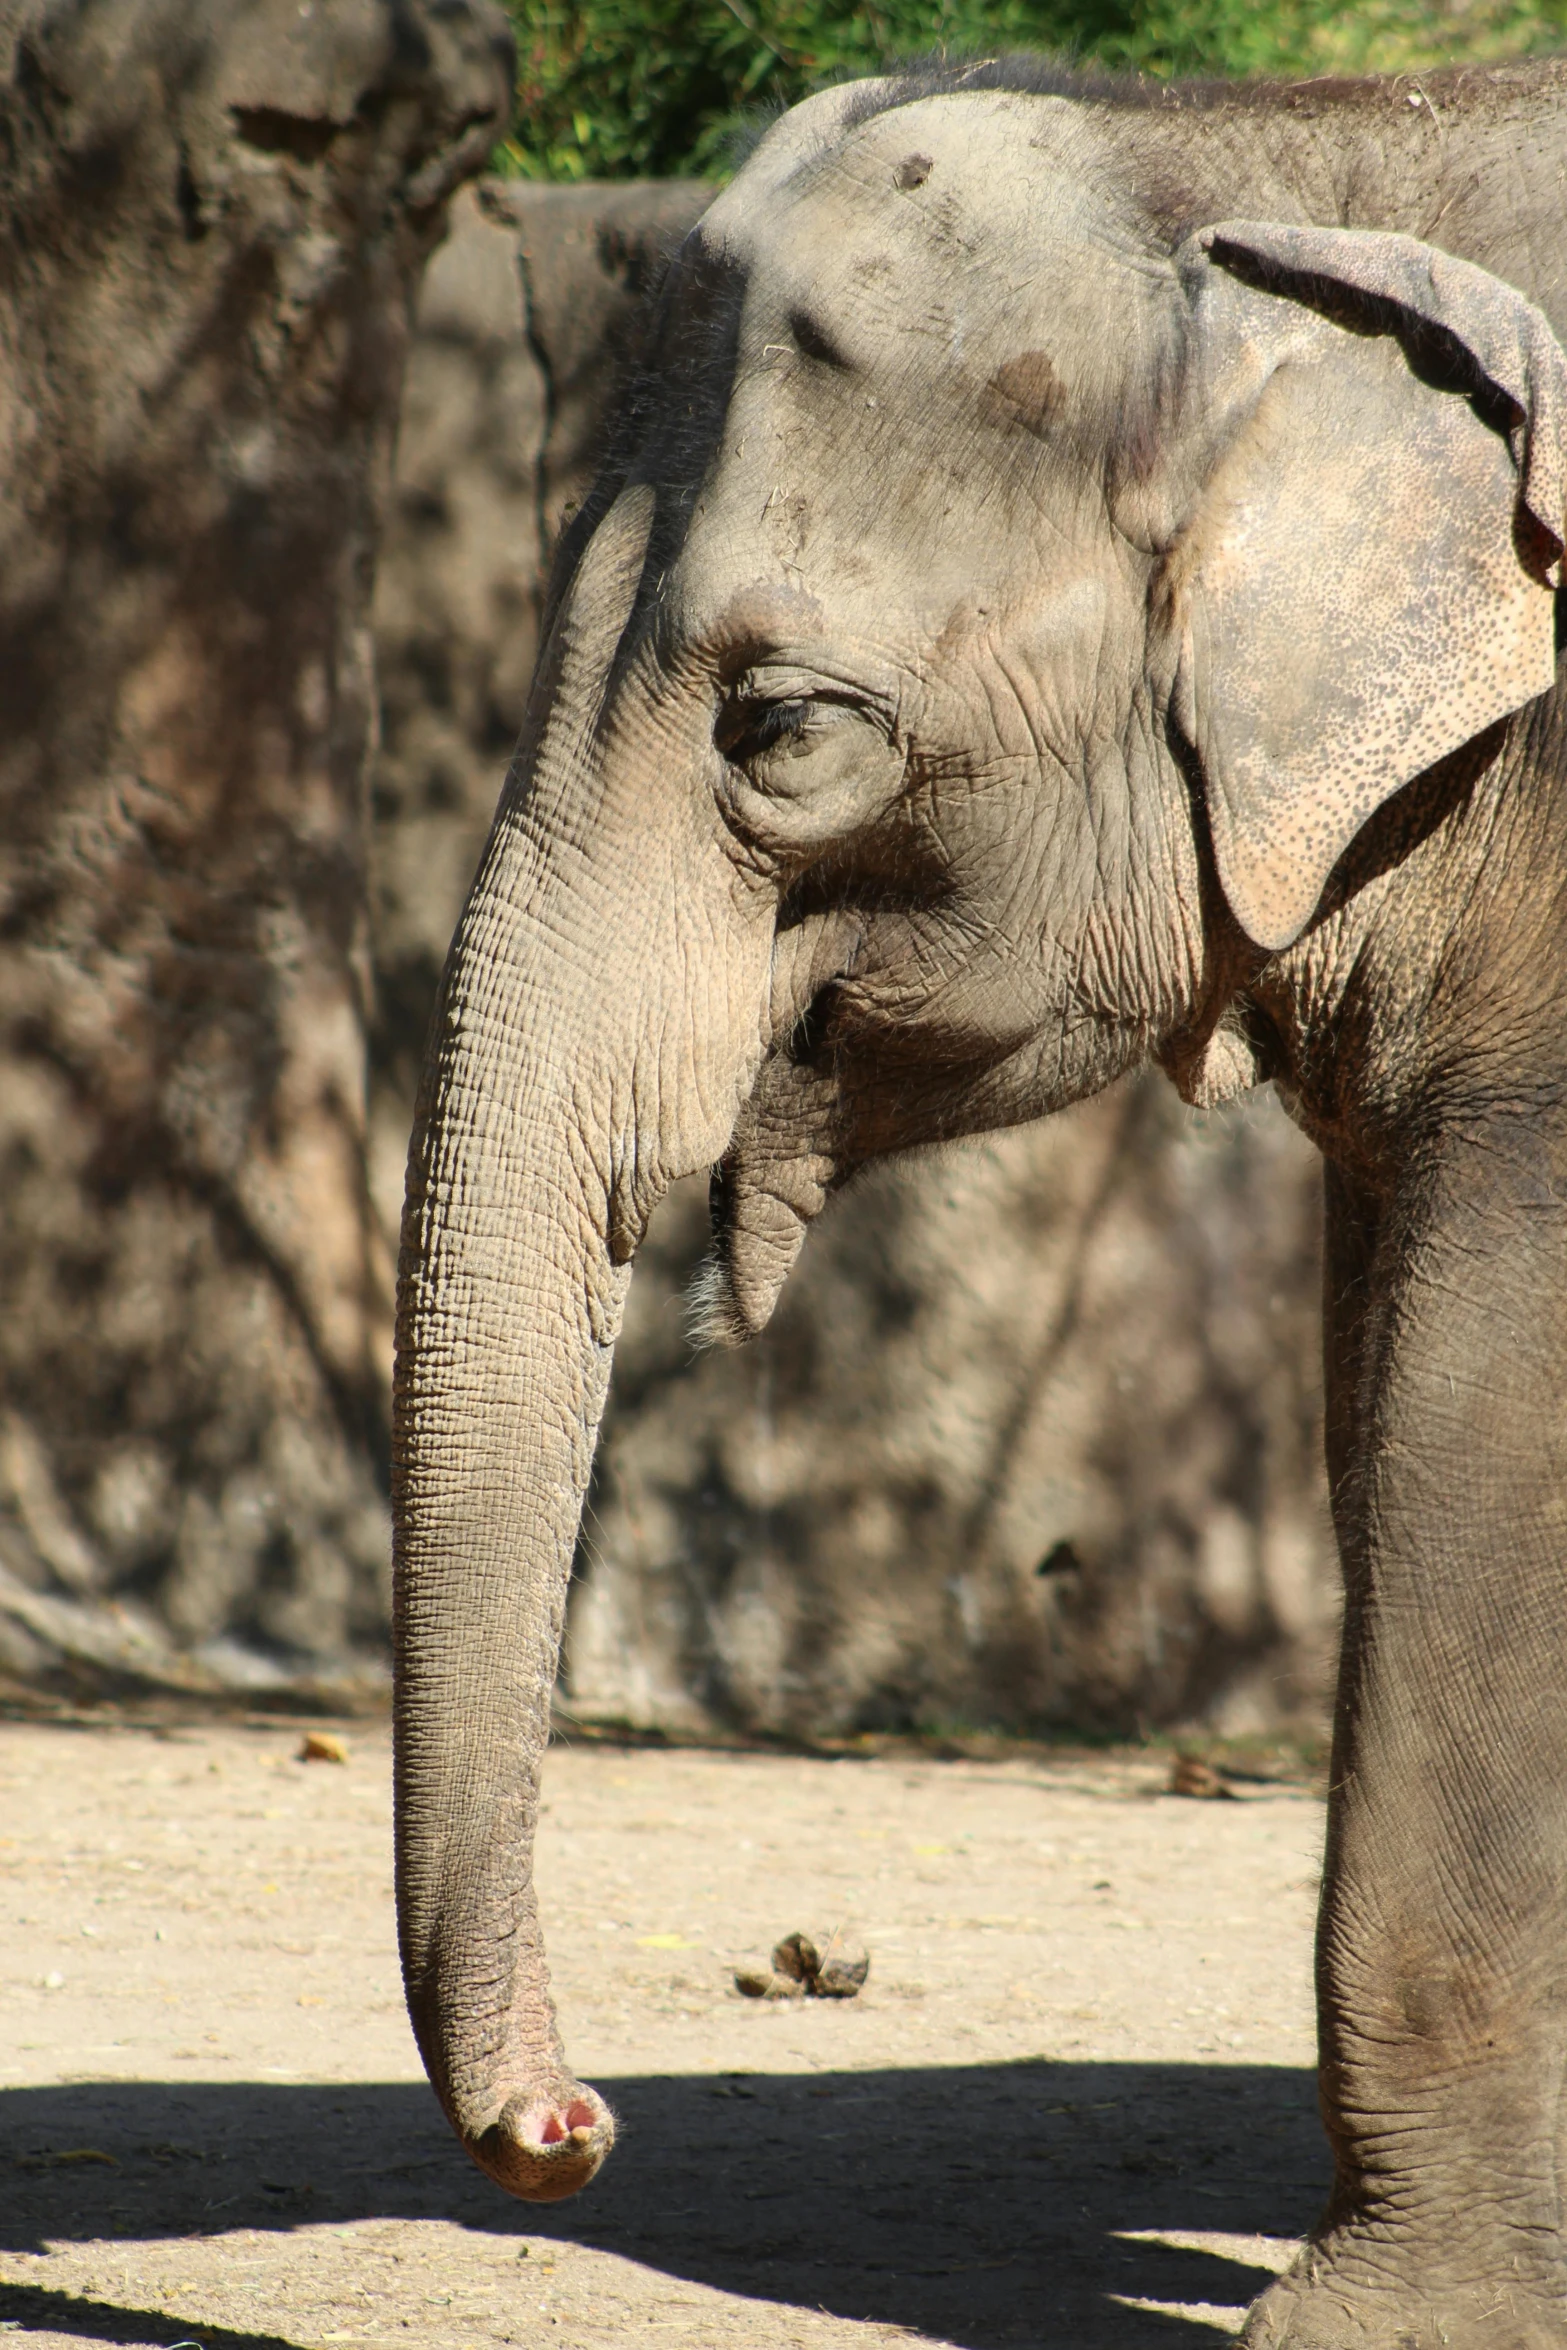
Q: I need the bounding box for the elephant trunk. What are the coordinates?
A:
[392,488,770,2200]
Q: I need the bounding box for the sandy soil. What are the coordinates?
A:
[0,1720,1329,2348]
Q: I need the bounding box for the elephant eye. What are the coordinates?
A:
[715,698,814,763]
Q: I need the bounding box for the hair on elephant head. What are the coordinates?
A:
[395,57,1567,2349]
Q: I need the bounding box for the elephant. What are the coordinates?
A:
[393,52,1567,2350]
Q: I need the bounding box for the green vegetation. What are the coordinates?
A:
[496,0,1567,181]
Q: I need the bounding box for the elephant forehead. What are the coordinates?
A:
[656,95,1176,668]
[710,89,1172,368]
[671,361,1130,667]
[710,87,1117,243]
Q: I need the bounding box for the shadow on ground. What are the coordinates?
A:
[1,2063,1328,2347]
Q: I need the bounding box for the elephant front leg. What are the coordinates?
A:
[1244,1144,1567,2350]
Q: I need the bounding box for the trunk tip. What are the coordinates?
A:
[469,2087,616,2204]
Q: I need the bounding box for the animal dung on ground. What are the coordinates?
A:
[771,1929,819,1983]
[734,1927,870,2000]
[733,1963,804,2000]
[809,1929,872,1998]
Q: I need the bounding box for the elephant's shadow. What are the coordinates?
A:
[0,2061,1328,2347]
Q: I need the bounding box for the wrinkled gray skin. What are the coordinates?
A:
[395,56,1567,2348]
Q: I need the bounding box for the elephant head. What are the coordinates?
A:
[392,78,1567,2200]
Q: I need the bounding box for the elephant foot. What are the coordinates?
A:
[465,2081,616,2203]
[1241,2238,1567,2349]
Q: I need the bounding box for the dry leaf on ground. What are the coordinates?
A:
[298,1732,349,1765]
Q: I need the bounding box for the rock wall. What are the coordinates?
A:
[574,1101,1331,1741]
[0,0,511,1694]
[371,179,1339,1740]
[369,177,706,1235]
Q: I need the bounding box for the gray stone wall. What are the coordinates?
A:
[369,178,707,1238]
[370,180,1339,1740]
[0,0,511,1697]
[572,1097,1332,1742]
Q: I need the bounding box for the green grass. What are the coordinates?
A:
[495,0,1567,182]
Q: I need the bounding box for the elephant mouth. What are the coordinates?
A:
[691,891,1026,1346]
[691,907,1028,1345]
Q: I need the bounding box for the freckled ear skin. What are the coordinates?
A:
[1168,222,1567,953]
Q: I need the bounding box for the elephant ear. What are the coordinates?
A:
[1167,220,1567,952]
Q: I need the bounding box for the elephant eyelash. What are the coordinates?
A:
[715,698,813,762]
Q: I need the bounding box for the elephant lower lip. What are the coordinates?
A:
[695,1140,831,1346]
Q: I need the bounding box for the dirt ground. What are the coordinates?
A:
[0,1720,1330,2348]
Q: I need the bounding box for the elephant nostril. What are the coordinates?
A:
[564,2100,597,2130]
[539,2112,566,2145]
